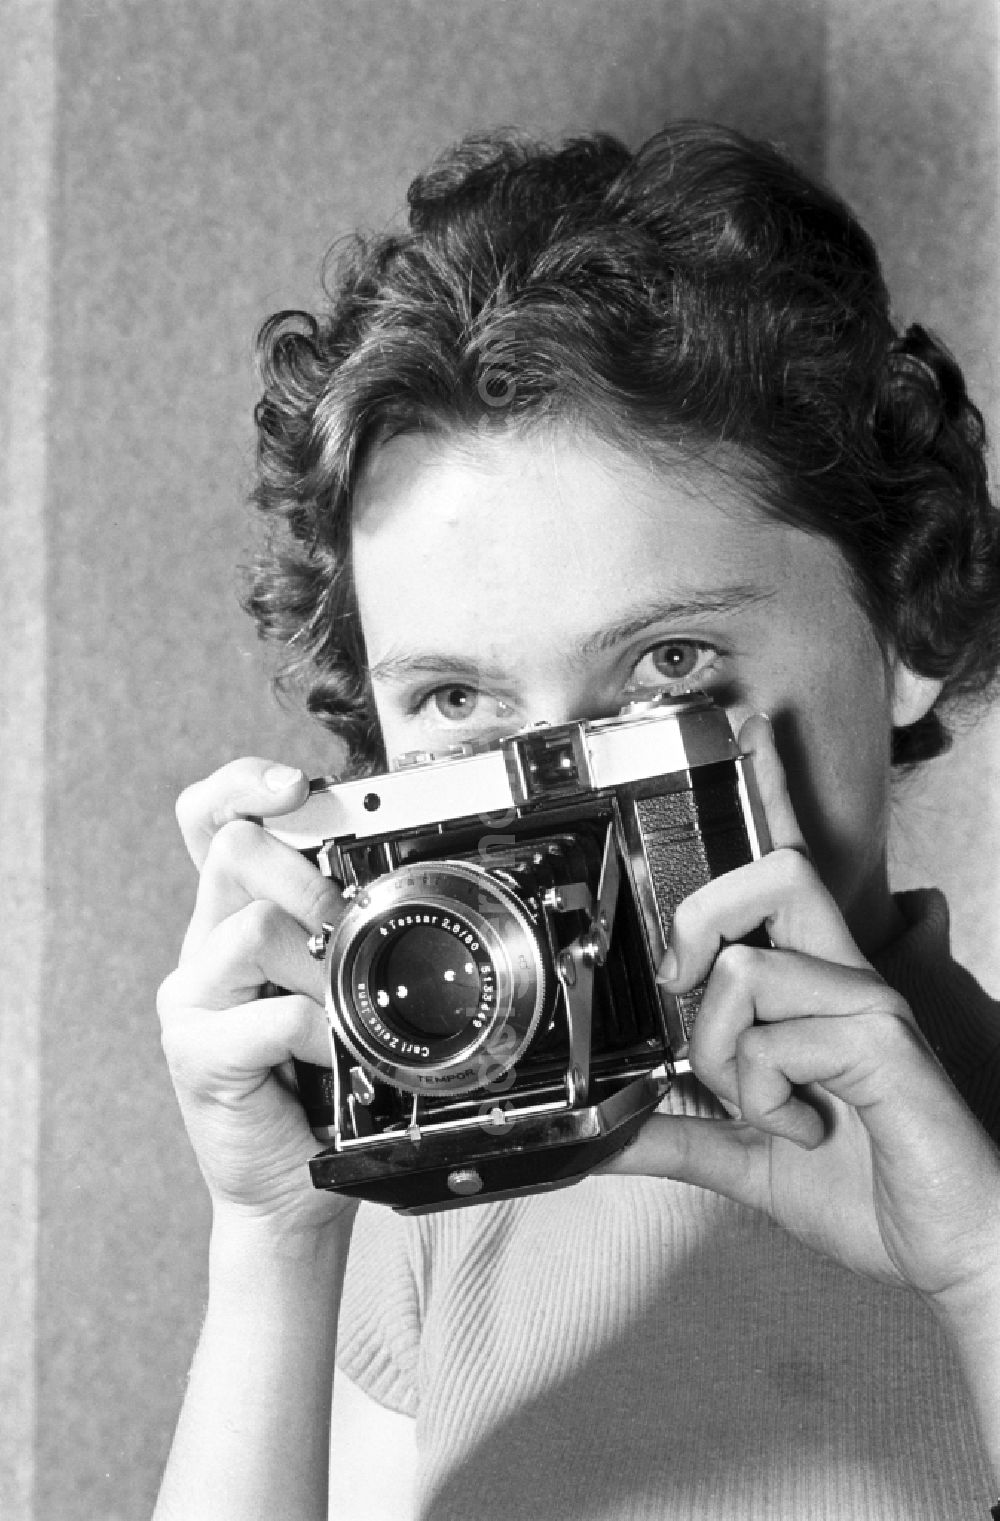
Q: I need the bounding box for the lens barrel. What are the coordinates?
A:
[325,861,550,1096]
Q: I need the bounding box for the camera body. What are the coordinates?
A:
[269,692,770,1213]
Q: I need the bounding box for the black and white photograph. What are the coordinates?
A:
[3,3,999,1517]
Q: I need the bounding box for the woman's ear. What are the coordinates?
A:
[889,659,944,729]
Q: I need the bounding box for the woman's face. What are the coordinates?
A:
[351,425,928,952]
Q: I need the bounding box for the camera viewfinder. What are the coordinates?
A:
[506,725,594,804]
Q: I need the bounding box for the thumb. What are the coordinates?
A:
[598,1110,770,1212]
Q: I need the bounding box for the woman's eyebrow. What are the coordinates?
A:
[368,652,508,684]
[368,585,774,684]
[575,584,775,656]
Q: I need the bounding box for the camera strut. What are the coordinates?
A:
[548,823,621,1107]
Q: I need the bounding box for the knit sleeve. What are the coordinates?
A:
[336,1202,426,1418]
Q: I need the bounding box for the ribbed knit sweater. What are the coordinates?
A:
[337,890,1000,1518]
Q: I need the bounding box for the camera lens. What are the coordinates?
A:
[326,861,550,1095]
[368,925,482,1040]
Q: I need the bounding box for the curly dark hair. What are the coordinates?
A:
[245,121,1000,773]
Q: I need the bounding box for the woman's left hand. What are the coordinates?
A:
[604,715,1000,1327]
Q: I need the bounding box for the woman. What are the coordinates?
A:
[155,123,1000,1518]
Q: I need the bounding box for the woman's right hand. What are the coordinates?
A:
[157,758,354,1233]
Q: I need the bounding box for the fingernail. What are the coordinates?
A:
[264,764,304,792]
[659,948,679,985]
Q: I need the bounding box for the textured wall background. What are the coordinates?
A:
[2,2,996,1517]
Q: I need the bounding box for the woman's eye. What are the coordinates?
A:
[429,684,481,720]
[629,640,717,691]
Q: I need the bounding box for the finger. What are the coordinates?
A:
[662,849,869,995]
[724,997,925,1131]
[727,1009,946,1155]
[660,712,863,988]
[161,992,335,1083]
[181,819,343,962]
[733,1024,828,1148]
[738,713,808,855]
[688,945,900,1109]
[176,757,310,870]
[599,1111,771,1213]
[163,900,328,1013]
[603,1014,997,1229]
[688,954,942,1154]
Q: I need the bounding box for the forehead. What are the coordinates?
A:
[350,427,854,657]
